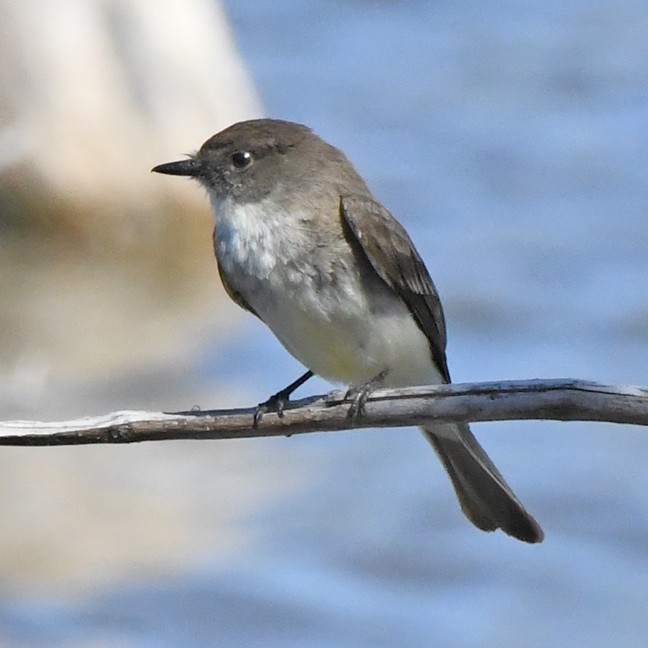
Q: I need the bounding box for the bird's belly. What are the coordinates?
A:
[257,292,442,388]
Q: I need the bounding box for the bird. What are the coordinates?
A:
[152,118,543,543]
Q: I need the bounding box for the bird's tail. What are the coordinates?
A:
[422,423,543,543]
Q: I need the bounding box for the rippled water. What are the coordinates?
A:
[2,1,648,646]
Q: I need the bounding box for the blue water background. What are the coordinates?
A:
[3,0,648,646]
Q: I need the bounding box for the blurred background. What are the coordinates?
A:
[1,0,648,646]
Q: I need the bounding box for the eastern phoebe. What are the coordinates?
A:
[153,119,543,543]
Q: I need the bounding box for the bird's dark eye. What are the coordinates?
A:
[231,151,253,169]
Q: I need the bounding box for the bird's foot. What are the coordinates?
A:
[345,369,389,418]
[253,392,287,428]
[253,370,314,428]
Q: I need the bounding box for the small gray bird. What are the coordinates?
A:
[153,119,543,543]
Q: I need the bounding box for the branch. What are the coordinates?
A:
[1,379,647,447]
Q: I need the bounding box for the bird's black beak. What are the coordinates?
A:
[151,158,201,176]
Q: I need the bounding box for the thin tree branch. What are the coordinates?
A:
[1,379,647,447]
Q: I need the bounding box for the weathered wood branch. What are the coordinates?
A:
[0,379,646,447]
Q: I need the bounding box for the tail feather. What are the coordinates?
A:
[423,423,543,543]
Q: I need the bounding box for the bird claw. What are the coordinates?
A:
[253,392,288,428]
[345,369,388,418]
[252,370,314,428]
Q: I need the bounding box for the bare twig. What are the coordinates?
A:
[1,379,647,447]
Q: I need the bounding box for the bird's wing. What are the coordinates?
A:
[339,194,451,382]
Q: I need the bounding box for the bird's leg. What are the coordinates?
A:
[253,370,314,428]
[345,368,389,418]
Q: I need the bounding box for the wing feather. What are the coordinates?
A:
[340,195,451,382]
